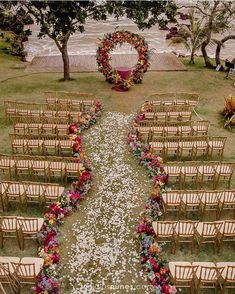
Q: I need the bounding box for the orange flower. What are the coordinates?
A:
[149,244,160,254]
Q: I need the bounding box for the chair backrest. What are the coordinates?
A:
[225,265,235,282]
[12,263,36,278]
[201,222,223,237]
[198,266,221,282]
[223,220,235,235]
[163,191,181,204]
[175,221,198,236]
[0,216,17,231]
[174,265,198,280]
[17,218,40,233]
[156,221,176,236]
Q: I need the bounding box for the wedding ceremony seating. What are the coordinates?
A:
[14,123,69,135]
[0,181,64,211]
[169,261,235,292]
[164,161,234,189]
[152,220,235,253]
[0,216,44,250]
[162,190,235,220]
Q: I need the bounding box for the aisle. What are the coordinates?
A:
[63,112,152,294]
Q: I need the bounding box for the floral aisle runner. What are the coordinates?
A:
[63,112,152,293]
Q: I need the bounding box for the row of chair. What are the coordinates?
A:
[168,261,235,293]
[14,123,69,135]
[149,136,226,161]
[162,190,235,220]
[138,120,195,128]
[139,111,193,122]
[152,220,235,253]
[0,181,64,211]
[0,216,44,250]
[5,109,82,123]
[139,104,193,113]
[0,155,83,183]
[135,120,210,137]
[45,97,96,111]
[164,161,234,189]
[0,256,44,287]
[10,136,73,156]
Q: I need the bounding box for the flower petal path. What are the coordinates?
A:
[61,112,153,293]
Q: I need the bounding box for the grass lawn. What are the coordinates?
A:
[0,49,234,293]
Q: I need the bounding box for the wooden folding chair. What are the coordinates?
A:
[193,262,223,292]
[218,190,235,219]
[178,121,193,137]
[178,137,194,160]
[164,164,181,189]
[9,134,26,154]
[0,216,21,249]
[180,110,192,121]
[217,220,235,251]
[162,191,182,218]
[58,140,73,156]
[169,262,198,293]
[217,262,235,293]
[27,123,41,134]
[152,221,176,253]
[5,182,25,211]
[12,257,44,285]
[193,120,210,136]
[43,136,58,155]
[56,124,69,135]
[215,163,234,189]
[198,163,216,189]
[180,163,199,189]
[164,137,179,161]
[48,160,66,182]
[26,139,43,155]
[174,221,199,252]
[196,222,223,253]
[0,157,15,180]
[43,184,64,205]
[199,191,220,220]
[15,159,32,180]
[164,125,178,137]
[14,123,27,134]
[31,160,49,182]
[0,256,20,292]
[192,136,209,160]
[23,182,46,208]
[180,191,200,218]
[208,137,227,160]
[17,218,44,250]
[41,123,56,134]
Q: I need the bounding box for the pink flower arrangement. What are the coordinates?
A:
[128,114,176,293]
[34,102,102,293]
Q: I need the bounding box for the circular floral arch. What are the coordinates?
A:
[97,30,150,85]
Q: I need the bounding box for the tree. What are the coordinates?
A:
[170,9,206,64]
[0,2,33,60]
[215,35,235,67]
[181,1,235,68]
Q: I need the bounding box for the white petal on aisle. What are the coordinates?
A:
[65,112,152,294]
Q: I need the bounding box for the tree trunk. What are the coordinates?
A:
[201,41,214,68]
[215,35,235,67]
[189,50,195,64]
[61,45,70,81]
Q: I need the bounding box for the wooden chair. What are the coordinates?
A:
[43,184,64,205]
[15,159,32,180]
[218,190,235,219]
[41,123,56,134]
[65,162,82,182]
[0,182,8,211]
[178,122,193,137]
[0,157,15,180]
[58,140,73,156]
[217,220,235,251]
[198,163,216,189]
[17,218,44,250]
[31,160,49,182]
[192,262,222,292]
[27,123,41,134]
[169,262,198,293]
[12,257,44,285]
[26,139,43,155]
[196,222,223,253]
[215,163,234,189]
[217,262,235,293]
[180,164,199,189]
[199,191,220,220]
[181,191,200,218]
[5,183,25,211]
[162,191,181,218]
[174,221,199,252]
[23,182,46,208]
[56,124,69,135]
[193,121,210,136]
[0,256,20,292]
[192,137,209,160]
[14,123,27,134]
[9,134,26,154]
[208,137,227,160]
[48,160,66,182]
[178,138,194,160]
[0,216,21,249]
[164,164,181,189]
[149,140,165,159]
[43,137,58,155]
[164,137,179,161]
[152,221,176,252]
